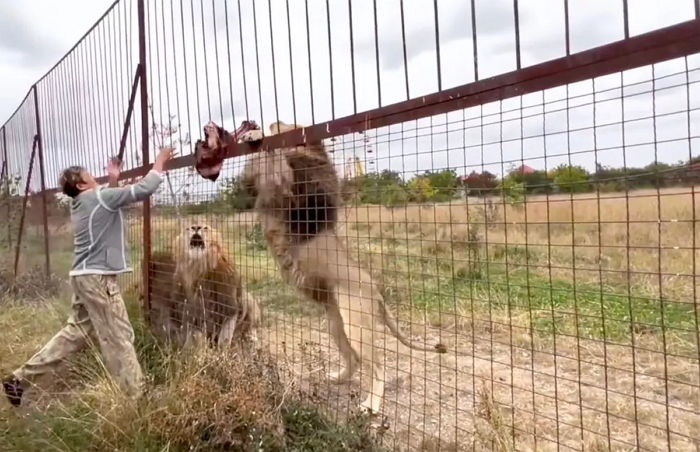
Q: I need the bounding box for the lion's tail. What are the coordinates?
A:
[378,301,447,354]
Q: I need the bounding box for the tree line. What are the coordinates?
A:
[168,157,700,213]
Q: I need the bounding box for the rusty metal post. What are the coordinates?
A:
[117,65,141,163]
[0,157,5,248]
[137,0,151,317]
[14,138,37,277]
[0,160,5,240]
[2,127,9,250]
[33,85,51,277]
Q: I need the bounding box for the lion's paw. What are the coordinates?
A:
[240,129,264,143]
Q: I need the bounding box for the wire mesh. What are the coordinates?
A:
[2,0,699,450]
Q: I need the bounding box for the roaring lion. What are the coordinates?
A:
[199,120,446,414]
[148,223,260,346]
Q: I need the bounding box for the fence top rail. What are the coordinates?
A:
[0,90,33,132]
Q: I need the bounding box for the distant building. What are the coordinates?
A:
[515,164,536,175]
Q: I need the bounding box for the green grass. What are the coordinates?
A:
[412,264,697,343]
[282,403,382,452]
[358,237,699,352]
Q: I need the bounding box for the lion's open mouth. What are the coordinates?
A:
[189,233,205,249]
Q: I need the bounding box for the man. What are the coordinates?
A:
[2,146,175,406]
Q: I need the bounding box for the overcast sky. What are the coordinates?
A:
[0,0,114,122]
[1,0,698,198]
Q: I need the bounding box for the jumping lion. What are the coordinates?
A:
[199,120,446,414]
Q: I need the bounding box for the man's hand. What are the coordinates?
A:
[153,146,176,173]
[107,157,121,187]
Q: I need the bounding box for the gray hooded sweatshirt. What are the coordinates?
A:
[68,169,163,276]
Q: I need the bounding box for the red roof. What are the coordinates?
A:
[516,164,536,174]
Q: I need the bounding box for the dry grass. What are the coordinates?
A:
[6,187,698,450]
[261,307,699,451]
[117,188,697,449]
[343,187,700,300]
[0,297,382,451]
[475,383,515,452]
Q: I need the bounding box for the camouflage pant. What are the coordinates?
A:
[13,274,144,397]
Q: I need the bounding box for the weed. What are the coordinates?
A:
[0,265,64,301]
[246,222,267,251]
[475,383,514,452]
[283,402,382,451]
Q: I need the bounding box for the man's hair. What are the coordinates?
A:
[60,166,86,198]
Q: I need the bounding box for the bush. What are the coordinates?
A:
[504,169,552,194]
[407,177,436,203]
[550,164,591,193]
[354,169,460,206]
[462,170,498,196]
[0,264,63,301]
[421,169,461,201]
[356,170,406,205]
[218,176,254,211]
[598,180,627,193]
[498,178,525,205]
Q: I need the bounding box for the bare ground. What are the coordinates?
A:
[260,311,699,451]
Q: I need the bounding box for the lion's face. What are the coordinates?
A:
[184,224,218,253]
[173,223,224,270]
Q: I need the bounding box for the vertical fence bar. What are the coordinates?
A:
[137,0,151,316]
[470,0,479,80]
[33,85,51,277]
[564,0,570,55]
[0,144,6,253]
[513,0,521,69]
[1,127,9,249]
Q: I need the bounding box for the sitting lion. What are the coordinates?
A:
[148,223,260,346]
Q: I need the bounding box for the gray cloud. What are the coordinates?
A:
[0,2,62,66]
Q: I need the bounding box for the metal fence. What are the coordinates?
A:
[2,0,699,450]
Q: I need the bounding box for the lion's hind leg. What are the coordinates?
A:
[217,315,238,348]
[243,291,262,343]
[326,302,359,383]
[336,275,386,415]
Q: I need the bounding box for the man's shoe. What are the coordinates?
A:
[3,375,23,407]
